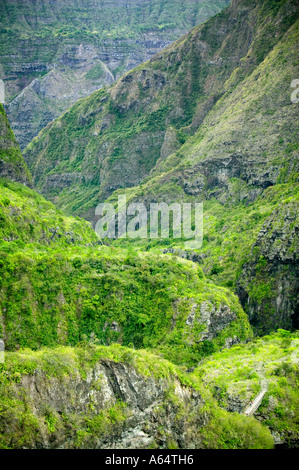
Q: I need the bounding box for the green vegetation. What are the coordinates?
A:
[112,183,299,287]
[0,343,275,449]
[0,124,252,368]
[0,229,252,365]
[0,178,98,246]
[0,104,31,185]
[0,0,298,450]
[192,330,299,445]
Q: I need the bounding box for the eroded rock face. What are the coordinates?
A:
[5,45,115,149]
[2,1,230,149]
[0,103,32,186]
[11,359,206,449]
[237,201,299,333]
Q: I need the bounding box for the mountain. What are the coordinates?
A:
[0,1,299,450]
[1,0,229,149]
[0,107,261,451]
[0,104,252,364]
[24,0,298,216]
[24,0,299,333]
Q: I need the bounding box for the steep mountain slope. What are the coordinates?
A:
[0,58,298,449]
[23,0,299,334]
[24,0,298,219]
[0,104,31,186]
[110,16,299,333]
[192,330,299,447]
[0,105,252,365]
[1,0,229,149]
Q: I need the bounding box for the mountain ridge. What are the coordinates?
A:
[24,0,299,219]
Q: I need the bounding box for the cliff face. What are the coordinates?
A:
[8,357,206,449]
[22,0,299,335]
[0,97,252,370]
[0,345,275,449]
[237,201,299,334]
[0,104,31,185]
[1,0,229,149]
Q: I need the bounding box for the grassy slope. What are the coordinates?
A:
[0,2,298,449]
[192,329,299,445]
[106,18,299,333]
[137,19,299,193]
[0,105,251,366]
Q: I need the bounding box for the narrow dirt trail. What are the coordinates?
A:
[243,339,299,416]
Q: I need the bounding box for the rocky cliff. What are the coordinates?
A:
[23,0,299,334]
[0,344,275,449]
[0,103,31,185]
[1,0,229,148]
[237,201,299,334]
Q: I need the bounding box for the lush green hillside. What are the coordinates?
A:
[0,178,98,247]
[0,1,298,450]
[24,0,299,334]
[0,243,253,365]
[107,19,299,333]
[1,0,229,148]
[192,329,299,446]
[0,106,252,367]
[0,344,275,449]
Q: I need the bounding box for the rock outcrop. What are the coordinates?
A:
[0,103,31,185]
[0,346,275,449]
[237,201,299,334]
